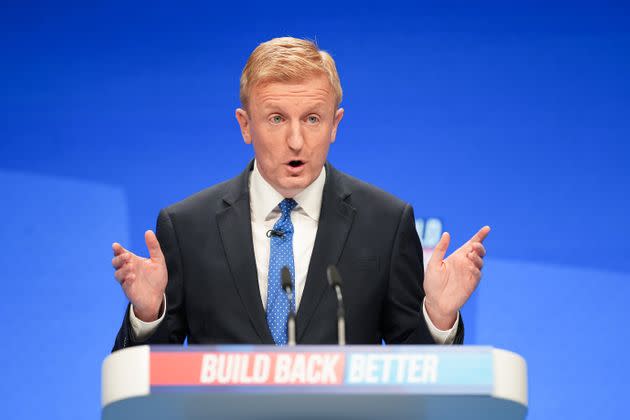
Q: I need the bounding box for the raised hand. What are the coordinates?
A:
[112,230,168,322]
[423,226,490,330]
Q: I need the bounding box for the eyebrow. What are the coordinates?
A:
[260,100,329,113]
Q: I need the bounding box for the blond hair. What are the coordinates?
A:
[239,37,343,110]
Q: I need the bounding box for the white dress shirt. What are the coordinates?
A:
[130,162,459,344]
[249,160,324,310]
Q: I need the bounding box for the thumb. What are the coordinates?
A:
[145,230,164,262]
[429,232,450,267]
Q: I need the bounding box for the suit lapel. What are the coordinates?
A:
[216,163,274,344]
[297,164,355,341]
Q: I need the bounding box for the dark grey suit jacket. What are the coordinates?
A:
[113,161,463,350]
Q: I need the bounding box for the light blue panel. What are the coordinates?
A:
[344,351,492,387]
[475,258,630,420]
[0,171,129,419]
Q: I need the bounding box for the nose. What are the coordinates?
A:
[286,120,304,152]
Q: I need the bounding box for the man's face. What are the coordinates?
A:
[235,74,344,198]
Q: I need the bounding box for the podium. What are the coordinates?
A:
[102,345,527,419]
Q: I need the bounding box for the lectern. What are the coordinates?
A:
[102,345,527,419]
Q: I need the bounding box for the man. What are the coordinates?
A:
[111,37,489,350]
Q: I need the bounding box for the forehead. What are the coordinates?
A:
[250,74,334,110]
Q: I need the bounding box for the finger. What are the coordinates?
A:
[112,242,127,256]
[429,232,451,267]
[471,225,491,243]
[468,252,484,270]
[112,253,131,269]
[471,242,486,258]
[145,230,164,262]
[470,226,490,242]
[114,265,134,284]
[469,225,491,244]
[120,273,136,287]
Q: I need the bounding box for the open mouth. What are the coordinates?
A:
[288,160,304,168]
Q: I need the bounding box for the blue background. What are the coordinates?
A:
[1,1,628,418]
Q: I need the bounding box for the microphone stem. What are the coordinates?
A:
[285,286,296,346]
[288,313,296,346]
[337,316,346,346]
[334,285,346,345]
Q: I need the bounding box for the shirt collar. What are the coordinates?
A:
[250,160,326,223]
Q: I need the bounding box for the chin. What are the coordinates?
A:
[279,176,313,195]
[283,180,309,191]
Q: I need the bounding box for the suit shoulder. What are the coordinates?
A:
[334,169,410,213]
[162,175,243,218]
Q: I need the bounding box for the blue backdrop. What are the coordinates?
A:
[1,2,629,419]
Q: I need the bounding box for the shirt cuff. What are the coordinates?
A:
[129,294,166,342]
[422,297,459,345]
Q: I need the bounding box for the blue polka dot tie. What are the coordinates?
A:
[266,198,297,345]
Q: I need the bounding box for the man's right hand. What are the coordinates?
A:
[112,230,167,322]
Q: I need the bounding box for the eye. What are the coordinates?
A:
[306,115,320,124]
[269,114,284,125]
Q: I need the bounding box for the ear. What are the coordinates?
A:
[330,108,344,143]
[235,108,252,144]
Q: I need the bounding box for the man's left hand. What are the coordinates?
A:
[423,226,491,330]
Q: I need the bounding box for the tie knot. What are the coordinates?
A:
[279,198,297,216]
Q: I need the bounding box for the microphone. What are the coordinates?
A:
[281,266,297,346]
[326,265,346,346]
[266,229,284,238]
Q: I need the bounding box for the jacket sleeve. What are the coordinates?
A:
[111,208,188,352]
[382,203,464,345]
